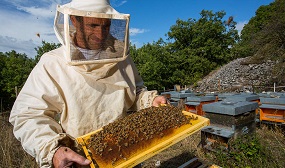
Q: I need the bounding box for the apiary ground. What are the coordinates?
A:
[1,112,285,168]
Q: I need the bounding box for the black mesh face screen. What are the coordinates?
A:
[55,12,128,62]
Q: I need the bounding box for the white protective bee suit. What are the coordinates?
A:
[9,0,158,167]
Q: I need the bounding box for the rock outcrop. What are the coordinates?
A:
[194,57,276,93]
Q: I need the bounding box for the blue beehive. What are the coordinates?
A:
[185,96,216,116]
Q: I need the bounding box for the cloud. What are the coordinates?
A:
[0,0,146,57]
[130,28,149,36]
[5,0,70,17]
[0,2,60,58]
[0,36,37,57]
[16,5,56,18]
[236,21,248,36]
[0,9,57,41]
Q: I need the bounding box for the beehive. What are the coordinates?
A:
[185,96,217,116]
[259,97,285,123]
[161,90,195,108]
[76,106,209,168]
[201,101,258,151]
[224,93,261,106]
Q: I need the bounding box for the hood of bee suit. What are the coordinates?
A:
[62,0,118,14]
[54,0,130,74]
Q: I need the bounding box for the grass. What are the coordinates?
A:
[142,124,285,168]
[0,113,37,168]
[1,113,285,168]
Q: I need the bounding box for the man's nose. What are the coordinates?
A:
[96,26,107,39]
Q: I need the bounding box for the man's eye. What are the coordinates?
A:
[89,24,99,28]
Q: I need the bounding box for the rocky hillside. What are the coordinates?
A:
[194,57,276,93]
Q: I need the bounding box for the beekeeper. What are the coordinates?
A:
[9,0,167,167]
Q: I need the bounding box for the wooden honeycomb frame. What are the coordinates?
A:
[76,108,210,168]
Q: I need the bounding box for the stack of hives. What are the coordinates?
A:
[77,105,204,167]
[201,100,259,151]
[161,90,196,107]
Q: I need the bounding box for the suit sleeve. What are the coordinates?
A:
[9,60,73,167]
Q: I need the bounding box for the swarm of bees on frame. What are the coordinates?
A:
[84,105,198,166]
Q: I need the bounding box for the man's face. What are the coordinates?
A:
[71,16,111,50]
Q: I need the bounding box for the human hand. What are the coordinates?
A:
[53,146,91,168]
[152,95,169,107]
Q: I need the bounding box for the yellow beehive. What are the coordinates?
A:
[76,106,210,168]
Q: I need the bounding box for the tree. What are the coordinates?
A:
[235,0,285,85]
[166,10,239,86]
[0,51,35,110]
[0,50,34,97]
[0,41,61,110]
[167,10,239,65]
[131,10,240,90]
[235,1,276,59]
[34,40,61,63]
[131,39,172,90]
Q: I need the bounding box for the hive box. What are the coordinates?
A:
[185,96,216,116]
[201,101,259,151]
[259,97,285,124]
[161,91,196,108]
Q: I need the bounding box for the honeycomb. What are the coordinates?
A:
[82,105,198,167]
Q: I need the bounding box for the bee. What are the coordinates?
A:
[226,16,234,26]
[118,145,121,152]
[112,158,117,165]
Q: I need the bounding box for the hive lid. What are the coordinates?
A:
[185,102,200,106]
[180,89,192,93]
[170,98,181,102]
[202,101,258,115]
[260,104,285,110]
[186,96,216,102]
[225,94,260,102]
[171,92,195,98]
[258,92,285,98]
[205,93,218,96]
[161,91,195,98]
[260,97,285,105]
[217,93,239,99]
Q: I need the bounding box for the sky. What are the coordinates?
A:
[0,0,274,58]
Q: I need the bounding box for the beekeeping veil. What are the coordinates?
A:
[54,0,130,65]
